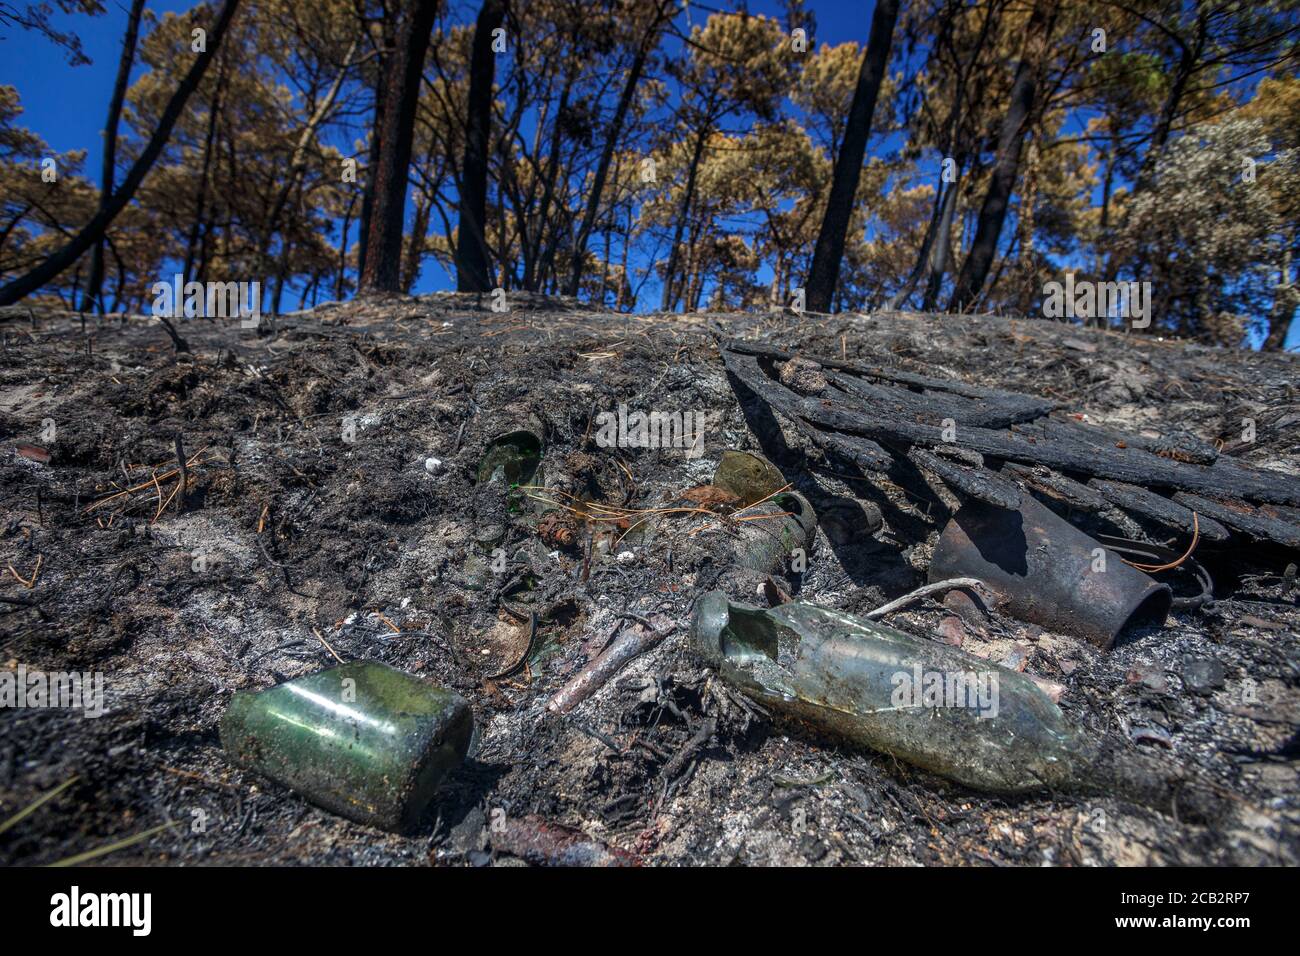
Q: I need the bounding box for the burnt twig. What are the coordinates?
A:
[156,314,189,354]
[174,433,188,513]
[865,578,992,620]
[546,616,678,715]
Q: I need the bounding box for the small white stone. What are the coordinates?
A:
[617,550,635,564]
[424,456,444,474]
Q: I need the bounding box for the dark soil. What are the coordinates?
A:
[1,294,1297,866]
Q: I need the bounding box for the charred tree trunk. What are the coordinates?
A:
[1125,12,1207,285]
[524,70,573,291]
[922,166,962,310]
[359,0,438,294]
[1263,243,1297,351]
[1011,137,1039,306]
[888,1,993,312]
[1134,11,1207,194]
[336,191,357,300]
[0,0,242,307]
[563,0,672,298]
[455,0,505,293]
[660,127,708,311]
[617,207,631,310]
[357,83,383,281]
[947,2,1052,313]
[402,195,431,293]
[599,223,611,306]
[885,178,947,312]
[1094,129,1117,276]
[80,0,145,314]
[182,52,227,283]
[272,259,286,314]
[259,40,357,280]
[804,0,900,314]
[357,10,395,283]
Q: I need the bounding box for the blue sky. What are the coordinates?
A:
[2,2,1295,348]
[2,0,194,151]
[3,0,874,303]
[0,1,873,154]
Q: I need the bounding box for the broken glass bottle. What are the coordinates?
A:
[476,429,543,487]
[690,592,1223,816]
[220,662,473,832]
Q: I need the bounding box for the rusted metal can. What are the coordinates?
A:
[928,496,1171,650]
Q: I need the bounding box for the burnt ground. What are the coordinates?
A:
[0,292,1297,867]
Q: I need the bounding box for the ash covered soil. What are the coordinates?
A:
[1,293,1297,866]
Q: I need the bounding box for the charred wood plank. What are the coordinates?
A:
[826,371,1034,429]
[1088,479,1230,542]
[724,350,892,470]
[719,340,1297,508]
[907,447,1021,509]
[1208,455,1299,499]
[1001,462,1109,512]
[721,349,806,420]
[722,339,1054,423]
[804,425,894,472]
[1266,503,1300,524]
[799,396,1300,506]
[1040,419,1218,465]
[1171,493,1300,550]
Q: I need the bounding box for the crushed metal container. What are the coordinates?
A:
[928,496,1172,650]
[691,591,1087,794]
[220,662,473,832]
[817,495,883,545]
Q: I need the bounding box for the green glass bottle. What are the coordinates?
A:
[220,662,473,832]
[731,491,817,573]
[690,592,1224,818]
